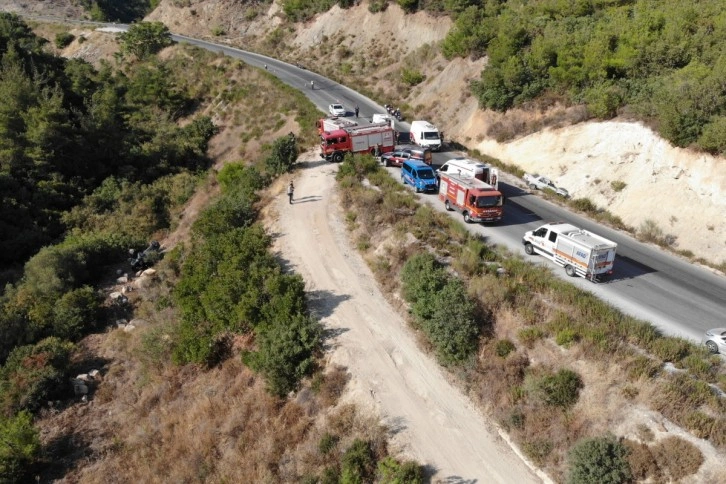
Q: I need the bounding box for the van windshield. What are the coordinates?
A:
[422,131,440,140]
[416,169,435,180]
[476,195,502,208]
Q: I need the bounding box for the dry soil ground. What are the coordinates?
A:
[265,152,548,483]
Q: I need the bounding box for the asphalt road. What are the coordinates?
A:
[167,34,726,344]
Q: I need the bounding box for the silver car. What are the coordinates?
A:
[328,103,346,117]
[703,328,726,354]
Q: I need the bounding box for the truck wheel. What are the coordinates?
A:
[463,212,472,223]
[524,243,534,255]
[444,200,452,211]
[333,152,344,163]
[529,183,537,190]
[565,265,576,277]
[385,158,390,167]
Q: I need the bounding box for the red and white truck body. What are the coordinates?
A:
[438,173,504,223]
[522,222,617,281]
[316,116,359,134]
[320,123,395,163]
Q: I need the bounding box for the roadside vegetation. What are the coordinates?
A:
[336,153,726,482]
[0,16,421,483]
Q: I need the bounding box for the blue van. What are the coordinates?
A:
[401,159,438,193]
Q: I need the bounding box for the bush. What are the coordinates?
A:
[400,253,448,321]
[245,313,323,397]
[264,134,298,176]
[341,439,375,483]
[651,436,703,481]
[0,411,40,483]
[570,197,599,215]
[623,439,660,482]
[610,180,626,192]
[0,337,75,414]
[522,439,553,466]
[377,456,424,483]
[495,339,516,358]
[423,278,479,364]
[118,21,173,59]
[368,0,388,12]
[567,434,632,484]
[401,68,425,86]
[531,368,583,409]
[318,432,339,455]
[54,31,75,48]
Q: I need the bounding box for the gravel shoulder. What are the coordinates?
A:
[268,153,545,483]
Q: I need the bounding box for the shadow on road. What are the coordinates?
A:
[292,195,322,204]
[308,289,352,319]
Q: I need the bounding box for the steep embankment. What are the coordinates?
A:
[147,0,726,268]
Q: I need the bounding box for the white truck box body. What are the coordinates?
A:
[522,222,617,281]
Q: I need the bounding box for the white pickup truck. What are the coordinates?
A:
[523,173,569,198]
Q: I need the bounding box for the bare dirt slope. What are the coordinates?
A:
[265,153,546,483]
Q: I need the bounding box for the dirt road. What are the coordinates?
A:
[271,154,544,483]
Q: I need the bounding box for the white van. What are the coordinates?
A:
[436,157,498,189]
[409,120,442,151]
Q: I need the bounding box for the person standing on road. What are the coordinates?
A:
[287,181,295,204]
[310,80,315,90]
[355,105,360,118]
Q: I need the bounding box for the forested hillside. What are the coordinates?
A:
[0,15,421,482]
[439,0,726,153]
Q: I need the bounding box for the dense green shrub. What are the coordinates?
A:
[400,253,449,321]
[0,411,40,483]
[401,253,479,364]
[51,286,103,341]
[336,154,381,182]
[54,32,75,48]
[530,368,583,409]
[0,337,74,414]
[217,163,266,198]
[567,434,632,484]
[245,313,322,396]
[341,439,376,483]
[264,134,298,176]
[118,21,173,59]
[424,278,479,364]
[401,68,425,86]
[191,192,257,239]
[377,456,425,483]
[281,0,336,23]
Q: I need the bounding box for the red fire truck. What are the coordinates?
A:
[438,172,504,223]
[320,123,395,163]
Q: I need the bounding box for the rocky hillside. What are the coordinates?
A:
[4,0,725,267]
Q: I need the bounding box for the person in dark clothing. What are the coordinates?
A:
[355,105,360,118]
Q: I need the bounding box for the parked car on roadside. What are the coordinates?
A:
[328,103,346,117]
[523,173,569,197]
[381,149,412,167]
[703,328,726,354]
